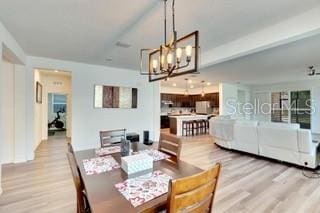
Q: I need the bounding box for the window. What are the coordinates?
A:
[290,90,311,129]
[271,92,289,123]
[53,94,67,113]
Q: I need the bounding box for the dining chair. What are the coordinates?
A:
[66,153,91,213]
[166,163,221,213]
[99,129,126,147]
[159,133,182,162]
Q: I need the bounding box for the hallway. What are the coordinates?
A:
[0,133,75,212]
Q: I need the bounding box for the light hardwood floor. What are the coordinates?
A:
[1,132,320,213]
[0,132,76,213]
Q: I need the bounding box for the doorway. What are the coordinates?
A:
[48,93,67,137]
[34,69,72,149]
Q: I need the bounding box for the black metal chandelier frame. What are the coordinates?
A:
[140,0,199,82]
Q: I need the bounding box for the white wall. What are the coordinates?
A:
[0,21,27,195]
[26,56,161,153]
[1,58,15,164]
[251,79,320,133]
[34,69,43,151]
[219,83,251,118]
[14,65,27,163]
[0,45,2,195]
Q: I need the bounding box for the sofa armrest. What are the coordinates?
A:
[298,129,315,154]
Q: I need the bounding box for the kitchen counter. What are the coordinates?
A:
[169,114,209,136]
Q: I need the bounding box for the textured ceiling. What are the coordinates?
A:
[161,33,320,88]
[0,0,319,70]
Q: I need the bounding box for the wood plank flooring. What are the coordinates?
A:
[1,132,320,212]
[0,132,76,213]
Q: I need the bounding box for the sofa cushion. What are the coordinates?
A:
[258,122,300,129]
[233,120,259,154]
[257,123,299,152]
[298,129,314,154]
[209,118,235,141]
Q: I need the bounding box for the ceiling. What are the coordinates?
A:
[161,33,320,88]
[0,0,319,71]
[38,69,71,77]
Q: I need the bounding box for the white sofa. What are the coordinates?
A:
[232,120,259,155]
[209,117,235,149]
[209,117,318,168]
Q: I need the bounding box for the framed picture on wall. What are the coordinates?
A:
[36,81,43,104]
[94,85,138,109]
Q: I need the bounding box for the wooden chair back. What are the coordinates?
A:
[167,163,221,213]
[67,153,88,213]
[159,133,182,162]
[99,129,126,148]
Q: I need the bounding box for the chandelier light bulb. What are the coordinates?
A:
[201,91,205,97]
[152,59,158,70]
[176,48,182,60]
[186,45,192,57]
[160,55,165,66]
[167,53,173,65]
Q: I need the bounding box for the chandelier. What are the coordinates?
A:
[140,0,199,82]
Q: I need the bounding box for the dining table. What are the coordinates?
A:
[74,142,203,213]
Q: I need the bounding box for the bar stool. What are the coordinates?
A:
[197,120,205,135]
[182,120,193,136]
[192,120,200,136]
[205,119,209,134]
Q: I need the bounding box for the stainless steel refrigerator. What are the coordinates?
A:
[196,101,212,114]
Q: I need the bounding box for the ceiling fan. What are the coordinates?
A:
[307,66,320,76]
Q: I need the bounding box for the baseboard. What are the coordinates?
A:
[14,158,27,164]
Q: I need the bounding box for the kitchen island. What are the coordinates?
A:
[169,114,209,136]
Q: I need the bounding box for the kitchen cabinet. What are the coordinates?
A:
[161,93,219,108]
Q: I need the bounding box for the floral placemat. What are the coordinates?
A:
[115,170,172,207]
[138,149,170,161]
[83,156,120,175]
[95,146,121,156]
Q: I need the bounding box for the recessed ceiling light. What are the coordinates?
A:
[54,70,59,73]
[190,85,194,88]
[188,79,192,84]
[206,82,211,86]
[172,83,177,87]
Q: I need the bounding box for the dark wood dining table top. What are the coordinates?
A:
[74,142,203,213]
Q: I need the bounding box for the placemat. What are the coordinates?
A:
[95,146,121,156]
[115,170,172,207]
[138,149,170,161]
[83,156,120,175]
